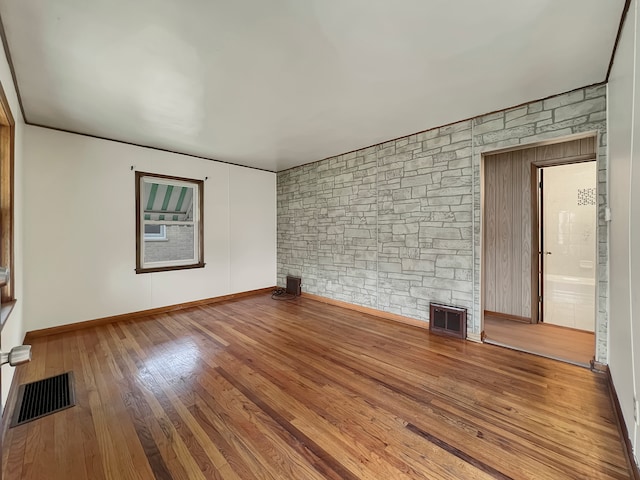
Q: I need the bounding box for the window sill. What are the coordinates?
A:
[0,299,17,334]
[136,262,206,274]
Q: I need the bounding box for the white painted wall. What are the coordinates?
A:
[229,166,277,292]
[631,1,640,457]
[608,0,640,462]
[0,44,26,407]
[23,126,276,332]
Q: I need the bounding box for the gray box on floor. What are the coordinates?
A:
[286,275,301,296]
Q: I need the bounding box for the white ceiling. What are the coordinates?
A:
[0,0,626,172]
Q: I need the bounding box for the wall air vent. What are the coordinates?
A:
[429,303,467,339]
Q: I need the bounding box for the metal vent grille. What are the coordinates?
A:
[11,372,76,427]
[429,303,467,339]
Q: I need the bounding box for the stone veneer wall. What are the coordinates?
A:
[277,85,609,363]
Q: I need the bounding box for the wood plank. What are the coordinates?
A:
[2,293,633,479]
[484,313,594,366]
[521,148,534,318]
[484,155,496,311]
[497,152,512,314]
[580,137,597,156]
[485,150,532,318]
[511,150,522,316]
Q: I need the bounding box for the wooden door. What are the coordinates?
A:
[484,149,534,321]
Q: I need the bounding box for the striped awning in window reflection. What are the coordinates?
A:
[143,182,194,221]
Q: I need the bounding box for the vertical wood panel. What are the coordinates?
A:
[521,150,535,318]
[562,139,581,157]
[536,138,585,163]
[511,151,522,315]
[484,151,533,318]
[580,137,596,156]
[496,153,512,314]
[484,158,496,310]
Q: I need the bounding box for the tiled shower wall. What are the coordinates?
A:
[277,84,608,362]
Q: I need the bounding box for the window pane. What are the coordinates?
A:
[144,224,195,263]
[144,224,163,235]
[144,224,166,241]
[143,181,194,221]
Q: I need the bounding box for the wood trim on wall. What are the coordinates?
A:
[482,132,598,158]
[606,0,633,82]
[530,162,540,323]
[590,358,608,373]
[607,368,640,480]
[0,80,15,304]
[24,287,276,340]
[302,292,430,331]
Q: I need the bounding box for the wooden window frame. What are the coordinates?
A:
[0,81,14,304]
[135,171,205,274]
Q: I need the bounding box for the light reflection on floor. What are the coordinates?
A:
[137,340,202,385]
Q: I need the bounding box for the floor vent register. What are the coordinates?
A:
[11,372,76,427]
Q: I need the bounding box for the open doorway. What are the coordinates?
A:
[482,137,597,366]
[539,162,597,331]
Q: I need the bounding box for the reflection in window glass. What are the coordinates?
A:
[144,224,194,263]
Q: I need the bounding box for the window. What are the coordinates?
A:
[144,224,167,241]
[0,81,15,305]
[135,172,204,273]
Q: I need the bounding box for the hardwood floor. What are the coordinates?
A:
[2,294,632,479]
[484,314,595,366]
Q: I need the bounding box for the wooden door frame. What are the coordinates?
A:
[0,81,14,305]
[532,165,542,323]
[480,132,598,337]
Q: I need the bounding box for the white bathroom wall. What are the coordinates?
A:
[23,125,276,332]
[542,162,597,331]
